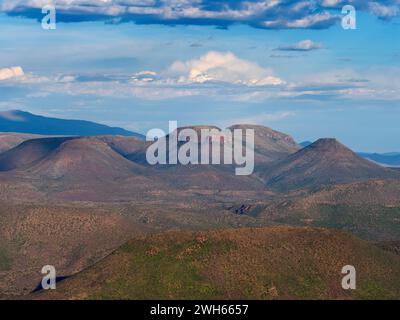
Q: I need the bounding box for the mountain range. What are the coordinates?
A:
[1,110,398,167]
[260,138,398,191]
[301,140,400,167]
[0,111,399,299]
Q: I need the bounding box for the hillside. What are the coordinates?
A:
[129,124,300,165]
[0,134,265,200]
[260,179,400,241]
[0,110,143,138]
[33,227,400,300]
[260,138,399,191]
[0,137,76,171]
[229,124,300,163]
[0,133,44,154]
[300,141,400,167]
[0,203,143,297]
[0,136,166,201]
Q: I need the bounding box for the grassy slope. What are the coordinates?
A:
[35,227,400,300]
[272,204,400,241]
[264,179,400,241]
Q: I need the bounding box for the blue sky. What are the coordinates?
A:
[0,0,399,152]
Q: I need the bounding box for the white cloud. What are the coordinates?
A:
[277,40,323,51]
[1,0,399,29]
[263,12,338,29]
[368,2,399,19]
[0,66,24,81]
[168,51,285,86]
[4,55,399,103]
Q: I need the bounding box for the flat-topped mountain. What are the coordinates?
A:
[229,124,301,163]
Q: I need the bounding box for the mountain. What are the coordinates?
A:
[0,137,75,171]
[133,124,300,165]
[0,110,144,138]
[260,138,399,191]
[0,133,44,154]
[229,124,301,163]
[300,140,400,167]
[358,152,400,167]
[25,137,144,180]
[96,135,147,156]
[33,226,400,300]
[0,136,164,201]
[125,124,298,190]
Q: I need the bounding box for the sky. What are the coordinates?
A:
[0,0,399,152]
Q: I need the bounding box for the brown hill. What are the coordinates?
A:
[0,134,265,201]
[260,179,400,241]
[95,135,146,156]
[297,179,400,207]
[260,138,399,191]
[229,124,300,163]
[33,226,400,300]
[259,179,400,241]
[123,125,272,190]
[130,124,300,165]
[0,133,43,154]
[0,137,75,171]
[0,136,167,201]
[26,137,141,179]
[0,203,142,297]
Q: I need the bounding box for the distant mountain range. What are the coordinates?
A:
[1,119,400,299]
[0,125,399,202]
[357,152,400,167]
[0,110,144,138]
[300,141,400,167]
[1,110,398,167]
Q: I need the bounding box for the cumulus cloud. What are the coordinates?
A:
[277,40,322,51]
[2,0,398,29]
[167,51,285,86]
[0,66,24,81]
[3,56,399,103]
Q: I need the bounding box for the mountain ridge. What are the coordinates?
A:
[0,110,144,138]
[260,138,400,191]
